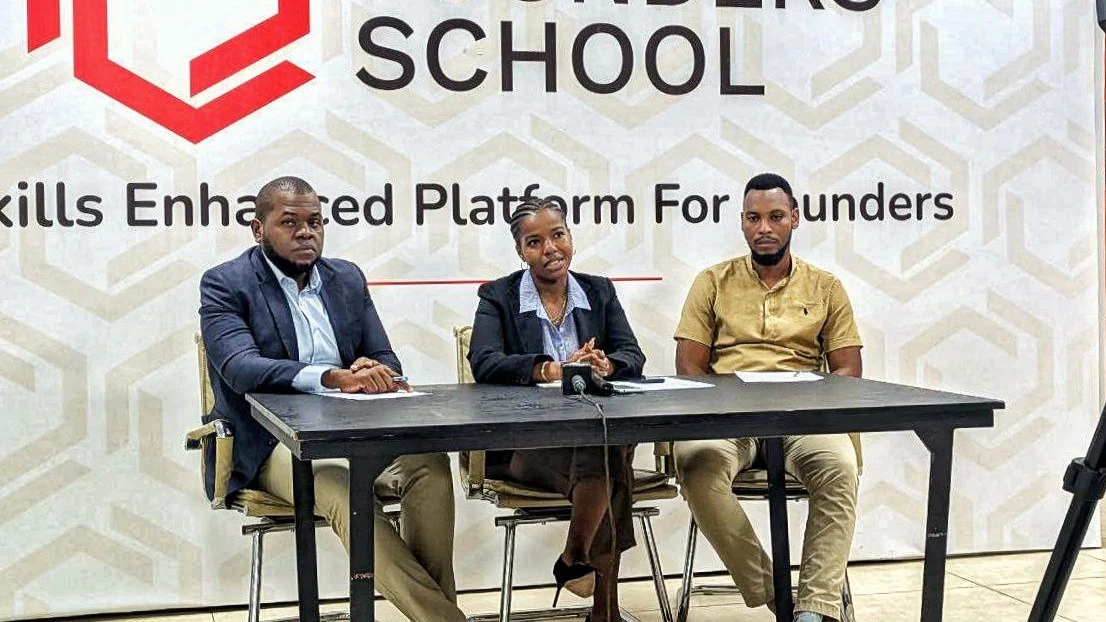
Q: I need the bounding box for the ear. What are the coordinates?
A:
[791,207,800,230]
[251,219,263,243]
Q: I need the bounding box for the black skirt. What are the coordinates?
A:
[487,445,637,558]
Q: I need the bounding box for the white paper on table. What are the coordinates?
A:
[319,391,429,401]
[537,377,714,391]
[609,377,714,391]
[735,371,823,383]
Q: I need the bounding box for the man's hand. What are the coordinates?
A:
[348,358,412,392]
[349,357,380,373]
[321,368,367,393]
[322,365,410,393]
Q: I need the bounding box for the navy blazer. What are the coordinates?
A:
[468,270,645,385]
[198,246,401,500]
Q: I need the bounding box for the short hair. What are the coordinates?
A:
[508,197,568,245]
[255,176,317,221]
[744,173,798,210]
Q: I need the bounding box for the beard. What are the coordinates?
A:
[261,237,315,280]
[750,238,791,267]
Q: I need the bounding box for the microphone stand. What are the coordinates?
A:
[1028,405,1106,621]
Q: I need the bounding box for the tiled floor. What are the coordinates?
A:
[60,549,1106,622]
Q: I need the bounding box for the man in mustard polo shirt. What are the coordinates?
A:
[673,173,863,622]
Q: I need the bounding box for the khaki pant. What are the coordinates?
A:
[674,435,858,620]
[259,444,465,622]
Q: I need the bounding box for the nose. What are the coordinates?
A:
[756,219,773,235]
[295,223,314,238]
[542,238,557,254]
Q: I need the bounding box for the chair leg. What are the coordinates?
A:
[498,521,518,622]
[675,519,698,622]
[637,512,673,622]
[248,530,264,622]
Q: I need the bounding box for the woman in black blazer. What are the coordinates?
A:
[468,198,645,622]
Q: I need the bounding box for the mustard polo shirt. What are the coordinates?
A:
[675,255,863,373]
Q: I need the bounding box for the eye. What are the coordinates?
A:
[771,213,784,221]
[282,219,295,227]
[309,218,322,228]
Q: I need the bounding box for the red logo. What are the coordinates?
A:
[27,0,314,143]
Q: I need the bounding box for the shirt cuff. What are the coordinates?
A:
[292,365,337,393]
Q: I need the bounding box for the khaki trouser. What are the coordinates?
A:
[259,444,466,622]
[674,435,858,621]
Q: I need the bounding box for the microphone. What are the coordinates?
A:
[572,374,587,395]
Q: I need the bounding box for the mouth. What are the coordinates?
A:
[543,257,566,270]
[753,238,778,248]
[293,246,317,257]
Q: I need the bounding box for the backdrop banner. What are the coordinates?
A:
[0,0,1101,618]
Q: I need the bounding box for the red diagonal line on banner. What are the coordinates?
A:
[26,0,61,52]
[189,0,310,96]
[72,0,313,143]
[366,277,664,287]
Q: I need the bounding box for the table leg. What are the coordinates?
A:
[291,456,319,622]
[763,436,793,622]
[915,428,955,622]
[349,454,397,622]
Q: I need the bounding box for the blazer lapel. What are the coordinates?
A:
[572,307,599,345]
[510,275,545,355]
[317,259,355,365]
[571,276,600,345]
[251,248,299,360]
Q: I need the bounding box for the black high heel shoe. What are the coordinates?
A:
[552,556,597,606]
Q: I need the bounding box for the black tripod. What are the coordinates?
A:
[1029,3,1106,619]
[1028,404,1106,621]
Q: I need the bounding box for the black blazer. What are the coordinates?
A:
[468,270,646,385]
[198,246,402,500]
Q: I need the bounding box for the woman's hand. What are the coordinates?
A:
[568,338,614,378]
[531,360,563,382]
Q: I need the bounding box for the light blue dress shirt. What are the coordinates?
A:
[518,269,591,361]
[261,252,341,393]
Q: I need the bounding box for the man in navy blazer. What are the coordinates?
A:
[199,176,465,621]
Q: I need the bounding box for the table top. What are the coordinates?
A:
[246,374,1003,460]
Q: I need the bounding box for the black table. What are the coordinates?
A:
[246,374,1002,622]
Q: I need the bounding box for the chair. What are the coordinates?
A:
[453,326,677,622]
[673,435,862,622]
[184,334,397,622]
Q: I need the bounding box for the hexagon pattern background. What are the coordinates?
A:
[0,0,1102,618]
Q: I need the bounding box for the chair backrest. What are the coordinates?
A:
[195,333,215,416]
[190,332,232,508]
[189,332,301,515]
[453,326,485,497]
[454,326,475,385]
